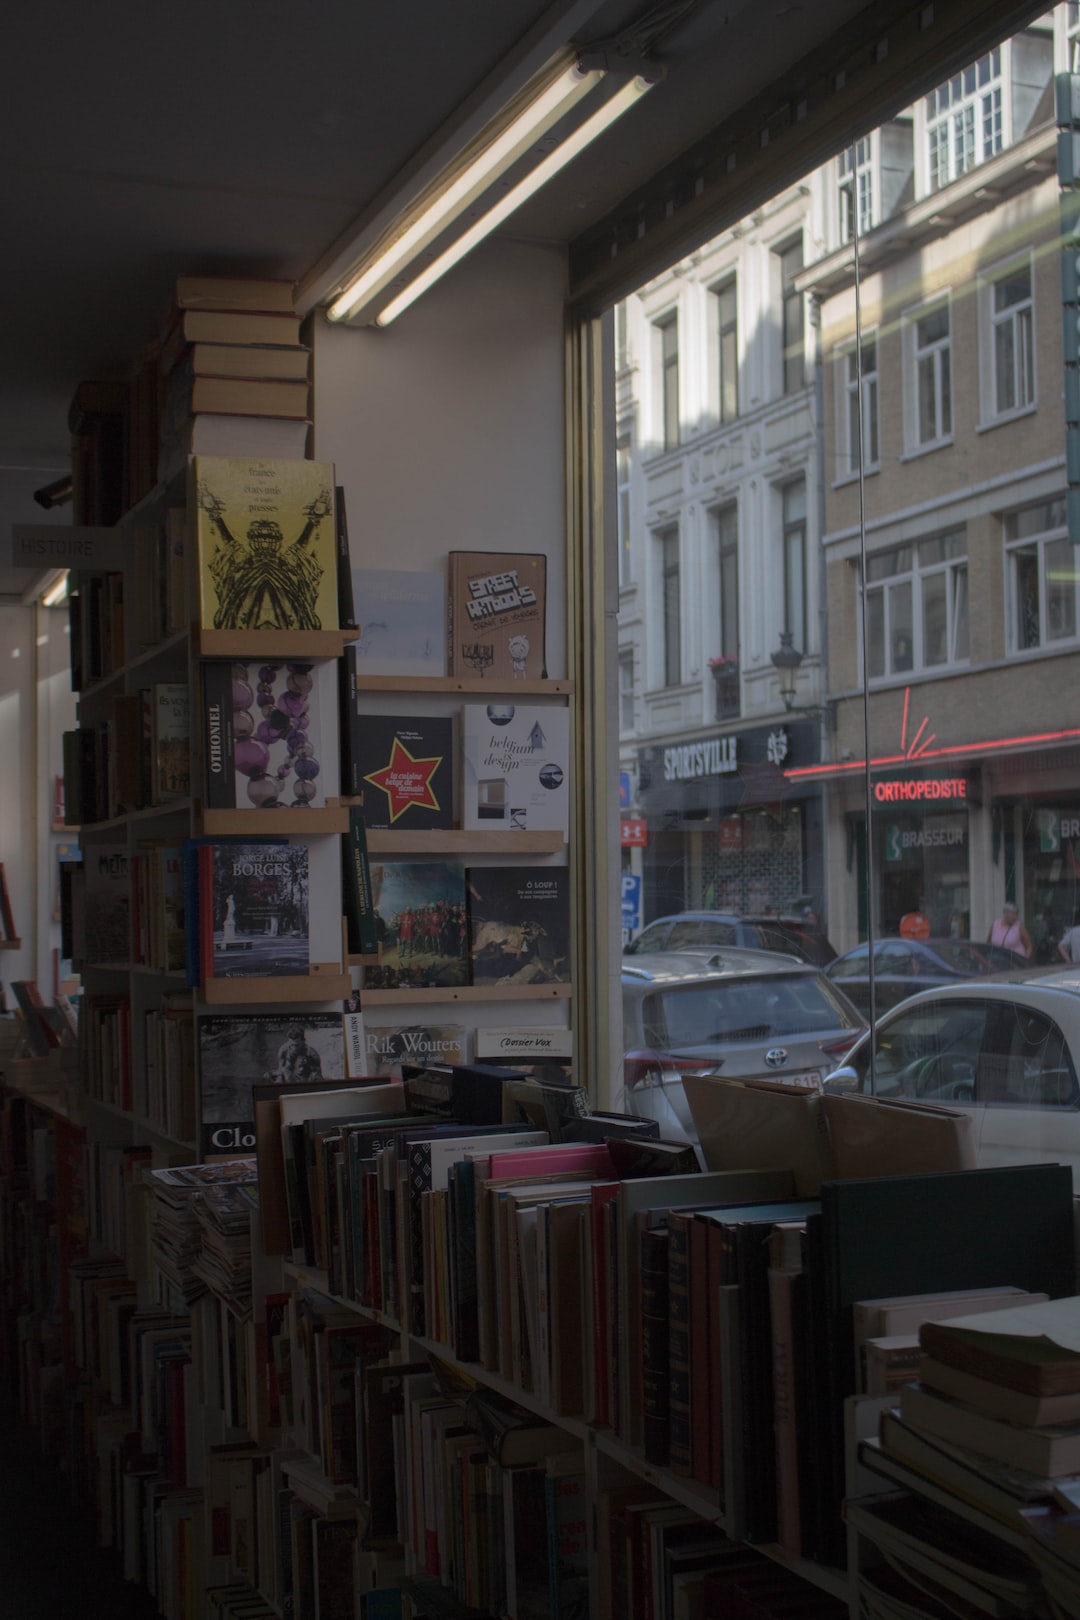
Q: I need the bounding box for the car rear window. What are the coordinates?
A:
[643,974,862,1048]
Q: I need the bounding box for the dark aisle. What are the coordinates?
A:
[0,1396,159,1620]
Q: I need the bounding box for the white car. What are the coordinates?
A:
[823,965,1080,1172]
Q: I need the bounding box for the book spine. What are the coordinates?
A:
[667,1211,692,1476]
[640,1226,670,1467]
[338,645,361,797]
[334,487,357,629]
[201,663,235,809]
[768,1262,802,1555]
[689,1216,712,1485]
[342,809,378,956]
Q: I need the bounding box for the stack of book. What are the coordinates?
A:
[148,1159,257,1306]
[156,275,310,480]
[189,1181,258,1316]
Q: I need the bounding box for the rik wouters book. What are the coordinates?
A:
[192,456,338,632]
[447,550,546,681]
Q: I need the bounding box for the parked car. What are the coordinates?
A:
[823,965,1080,1171]
[622,949,865,1144]
[624,910,836,967]
[825,937,1024,1017]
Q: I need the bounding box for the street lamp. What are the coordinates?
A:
[770,631,804,710]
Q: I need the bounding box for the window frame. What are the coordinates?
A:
[861,527,970,682]
[835,330,880,481]
[837,135,875,245]
[776,234,806,396]
[709,273,739,425]
[979,256,1036,426]
[658,524,682,688]
[1004,497,1080,656]
[656,311,681,452]
[781,478,808,653]
[903,294,953,454]
[923,46,1005,193]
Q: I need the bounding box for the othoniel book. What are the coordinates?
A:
[201,660,330,810]
[198,840,309,979]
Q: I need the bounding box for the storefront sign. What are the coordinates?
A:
[1037,809,1080,852]
[872,775,967,805]
[621,817,648,847]
[885,822,967,861]
[662,734,737,782]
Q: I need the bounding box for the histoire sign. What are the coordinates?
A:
[11,524,127,570]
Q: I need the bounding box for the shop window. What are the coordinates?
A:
[863,528,968,679]
[710,275,739,423]
[904,298,952,451]
[656,312,680,450]
[659,526,681,687]
[776,236,805,395]
[925,48,1003,192]
[838,137,874,243]
[781,479,807,652]
[1005,497,1079,652]
[836,333,879,478]
[980,259,1034,421]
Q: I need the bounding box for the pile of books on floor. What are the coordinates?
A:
[148,1158,257,1305]
[156,274,311,481]
[189,1180,257,1315]
[857,1294,1080,1619]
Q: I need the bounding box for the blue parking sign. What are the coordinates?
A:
[621,873,641,933]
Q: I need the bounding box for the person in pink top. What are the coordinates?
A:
[988,901,1032,960]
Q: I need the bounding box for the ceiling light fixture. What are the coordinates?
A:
[40,571,69,608]
[326,55,661,327]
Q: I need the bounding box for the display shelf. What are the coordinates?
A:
[194,627,358,659]
[360,982,572,1006]
[352,674,573,695]
[199,803,350,837]
[199,970,352,1005]
[356,827,565,856]
[79,798,192,834]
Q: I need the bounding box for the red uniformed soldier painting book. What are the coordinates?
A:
[192,456,338,632]
[367,860,468,990]
[198,839,310,979]
[201,660,332,811]
[350,714,453,831]
[447,550,546,681]
[466,865,570,987]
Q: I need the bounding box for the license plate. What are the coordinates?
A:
[750,1068,822,1089]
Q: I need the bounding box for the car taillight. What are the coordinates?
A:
[819,1030,866,1058]
[623,1050,724,1089]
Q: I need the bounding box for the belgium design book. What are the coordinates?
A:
[368,860,468,989]
[192,455,338,632]
[351,714,453,830]
[198,840,309,978]
[466,865,570,986]
[462,702,569,836]
[447,550,546,681]
[197,1012,345,1155]
[201,660,330,810]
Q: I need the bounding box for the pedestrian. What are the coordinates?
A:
[988,900,1032,960]
[1058,913,1080,964]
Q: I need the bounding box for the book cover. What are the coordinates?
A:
[447,551,546,681]
[342,809,377,955]
[368,861,468,990]
[466,865,570,987]
[83,843,130,965]
[352,569,446,676]
[201,840,309,978]
[334,488,357,631]
[462,703,569,836]
[201,660,328,810]
[351,714,453,830]
[362,1023,466,1076]
[192,455,337,632]
[198,1012,346,1157]
[153,683,190,800]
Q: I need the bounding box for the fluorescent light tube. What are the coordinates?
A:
[327,59,604,322]
[41,572,69,607]
[375,74,656,326]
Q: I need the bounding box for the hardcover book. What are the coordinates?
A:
[199,840,309,978]
[362,1023,466,1076]
[153,683,190,800]
[83,843,131,966]
[201,660,330,810]
[466,865,570,987]
[368,861,468,990]
[462,703,569,836]
[447,550,547,681]
[351,715,453,830]
[192,455,338,632]
[198,1012,346,1158]
[342,809,377,955]
[352,568,445,676]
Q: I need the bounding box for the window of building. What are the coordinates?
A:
[619,649,635,731]
[863,528,969,679]
[925,48,1003,191]
[617,437,632,587]
[838,137,874,243]
[1070,4,1080,73]
[837,333,879,477]
[986,261,1035,418]
[1005,498,1079,652]
[906,298,952,449]
[716,502,739,662]
[777,237,805,394]
[660,526,681,686]
[710,276,738,423]
[781,480,807,651]
[657,313,680,450]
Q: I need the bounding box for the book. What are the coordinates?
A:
[918,1353,1080,1428]
[199,840,309,979]
[153,683,190,801]
[201,660,331,811]
[342,809,377,956]
[368,861,468,990]
[352,569,446,676]
[462,704,569,836]
[349,714,453,829]
[165,307,303,350]
[853,1287,1048,1393]
[334,489,356,631]
[163,362,308,428]
[178,341,311,380]
[0,862,17,942]
[192,455,337,632]
[9,980,59,1058]
[175,274,297,313]
[362,1024,466,1076]
[83,843,130,965]
[920,1297,1080,1397]
[447,551,547,681]
[466,865,570,987]
[198,1012,346,1157]
[899,1380,1080,1477]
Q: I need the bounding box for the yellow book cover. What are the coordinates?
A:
[193,455,337,631]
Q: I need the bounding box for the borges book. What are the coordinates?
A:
[466,865,570,987]
[353,715,453,830]
[192,455,337,632]
[447,550,546,681]
[462,703,568,836]
[201,660,330,810]
[199,840,309,979]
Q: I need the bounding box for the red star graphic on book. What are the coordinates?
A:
[364,737,444,823]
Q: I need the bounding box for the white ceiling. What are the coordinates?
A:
[0,0,1040,595]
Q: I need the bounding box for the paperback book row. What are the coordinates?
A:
[62,681,190,823]
[338,691,568,836]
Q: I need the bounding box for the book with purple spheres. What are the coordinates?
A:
[201,660,332,810]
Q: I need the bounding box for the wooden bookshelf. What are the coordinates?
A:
[359,982,571,1005]
[194,627,358,659]
[359,827,565,856]
[199,803,350,836]
[199,969,352,1005]
[352,674,573,695]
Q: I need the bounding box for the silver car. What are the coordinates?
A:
[823,965,1080,1172]
[621,949,865,1144]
